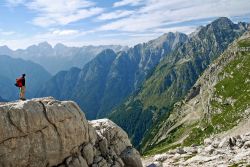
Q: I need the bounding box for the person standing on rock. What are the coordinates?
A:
[15,74,26,100]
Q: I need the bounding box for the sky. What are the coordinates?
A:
[0,0,249,49]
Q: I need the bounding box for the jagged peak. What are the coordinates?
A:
[211,17,234,26]
[86,48,117,65]
[191,17,248,40]
[0,45,11,50]
[98,48,116,55]
[26,41,52,50]
[54,43,67,49]
[38,41,52,48]
[148,32,188,48]
[155,32,187,41]
[189,26,204,37]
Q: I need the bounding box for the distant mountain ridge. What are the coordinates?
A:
[0,43,128,74]
[109,17,249,149]
[0,55,51,100]
[38,32,188,119]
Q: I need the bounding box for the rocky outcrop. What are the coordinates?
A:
[143,133,250,166]
[0,97,142,167]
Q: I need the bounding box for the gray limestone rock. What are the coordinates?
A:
[0,97,89,167]
[120,147,143,167]
[0,98,143,167]
[81,143,94,165]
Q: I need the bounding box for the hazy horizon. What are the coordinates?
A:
[0,0,249,49]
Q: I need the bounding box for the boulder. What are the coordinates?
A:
[66,155,88,167]
[218,137,230,148]
[176,148,186,154]
[204,138,213,146]
[204,145,214,154]
[147,161,163,167]
[242,134,250,142]
[88,124,98,145]
[90,119,142,167]
[243,141,250,148]
[154,153,168,162]
[211,138,221,148]
[184,147,198,154]
[0,97,89,167]
[90,119,132,155]
[99,137,109,155]
[81,143,94,165]
[120,146,143,167]
[229,137,237,147]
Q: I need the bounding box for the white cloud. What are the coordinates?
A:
[100,0,250,32]
[0,29,16,36]
[99,10,167,32]
[6,0,104,27]
[5,0,25,6]
[29,0,104,27]
[97,10,134,21]
[26,0,94,12]
[32,7,103,27]
[34,29,93,39]
[113,0,144,7]
[51,29,79,36]
[154,26,197,35]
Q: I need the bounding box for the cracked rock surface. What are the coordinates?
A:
[0,97,142,167]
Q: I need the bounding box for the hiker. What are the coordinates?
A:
[15,74,26,100]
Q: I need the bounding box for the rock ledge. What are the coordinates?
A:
[0,97,142,167]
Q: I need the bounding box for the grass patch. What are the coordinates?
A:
[228,161,248,167]
[143,122,198,156]
[238,39,250,47]
[183,38,250,147]
[182,125,214,146]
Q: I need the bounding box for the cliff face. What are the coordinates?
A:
[142,30,250,155]
[0,97,142,167]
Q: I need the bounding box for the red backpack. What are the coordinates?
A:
[15,77,23,87]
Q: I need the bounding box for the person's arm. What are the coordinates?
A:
[22,78,25,86]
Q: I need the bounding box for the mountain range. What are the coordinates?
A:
[37,32,188,119]
[109,17,249,148]
[0,43,128,74]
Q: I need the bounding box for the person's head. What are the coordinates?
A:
[22,74,26,77]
